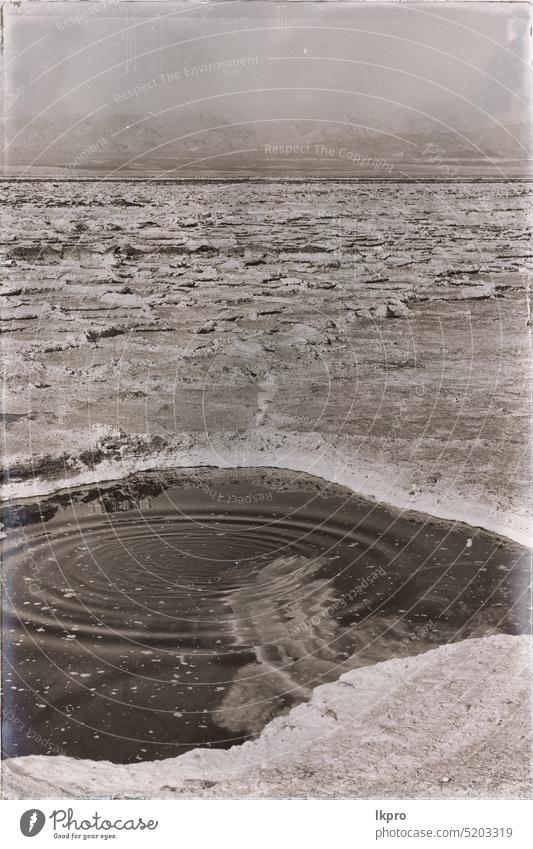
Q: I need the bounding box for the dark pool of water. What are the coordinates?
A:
[1,467,530,764]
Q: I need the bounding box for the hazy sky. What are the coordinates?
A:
[4,1,531,174]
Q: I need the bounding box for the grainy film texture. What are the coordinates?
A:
[1,0,531,801]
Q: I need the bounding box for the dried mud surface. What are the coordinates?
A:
[1,180,531,541]
[1,180,531,799]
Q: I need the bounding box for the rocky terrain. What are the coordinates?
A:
[1,178,531,799]
[1,179,531,542]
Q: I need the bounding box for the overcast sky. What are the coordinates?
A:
[4,1,531,175]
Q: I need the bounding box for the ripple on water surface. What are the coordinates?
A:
[1,467,530,763]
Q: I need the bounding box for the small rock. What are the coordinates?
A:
[196,320,216,334]
[195,268,218,282]
[220,259,241,271]
[460,283,494,300]
[386,301,411,318]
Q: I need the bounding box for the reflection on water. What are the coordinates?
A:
[1,468,530,763]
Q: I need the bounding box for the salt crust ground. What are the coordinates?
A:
[3,182,531,548]
[2,181,530,797]
[2,431,529,547]
[3,635,531,799]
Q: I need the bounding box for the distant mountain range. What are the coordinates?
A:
[6,111,531,177]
